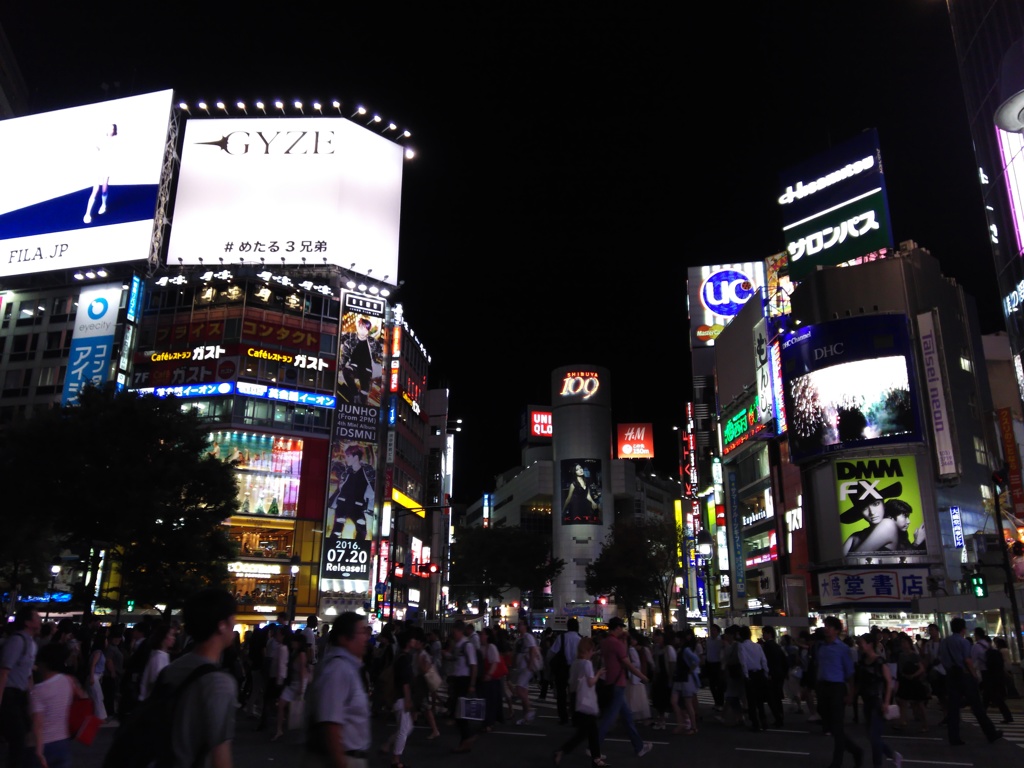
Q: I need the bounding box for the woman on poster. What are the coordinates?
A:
[840,482,902,554]
[563,463,599,523]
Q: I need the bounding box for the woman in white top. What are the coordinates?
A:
[138,623,176,701]
[273,633,309,740]
[86,630,109,721]
[513,620,541,725]
[626,630,652,725]
[32,642,89,768]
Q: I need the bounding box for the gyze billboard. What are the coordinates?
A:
[0,90,173,278]
[168,117,404,282]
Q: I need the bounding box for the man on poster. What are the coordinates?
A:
[338,317,383,406]
[327,445,376,541]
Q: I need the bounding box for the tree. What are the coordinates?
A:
[449,525,565,617]
[0,384,239,614]
[585,515,684,628]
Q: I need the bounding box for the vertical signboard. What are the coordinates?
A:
[998,407,1024,517]
[321,292,387,589]
[727,469,746,609]
[753,316,773,428]
[61,283,123,406]
[916,311,958,478]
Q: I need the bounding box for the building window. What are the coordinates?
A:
[981,484,992,501]
[974,436,988,466]
[9,334,38,362]
[960,351,973,372]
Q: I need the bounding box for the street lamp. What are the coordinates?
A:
[696,529,714,637]
[46,558,61,622]
[287,555,300,624]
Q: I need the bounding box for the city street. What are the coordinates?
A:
[67,684,1024,768]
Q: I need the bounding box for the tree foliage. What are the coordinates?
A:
[585,515,684,628]
[449,525,565,614]
[0,385,239,613]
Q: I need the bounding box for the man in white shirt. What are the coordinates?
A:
[737,626,769,732]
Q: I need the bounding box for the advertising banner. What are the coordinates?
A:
[616,423,654,459]
[835,454,926,556]
[0,90,173,278]
[780,314,920,463]
[61,283,123,406]
[321,293,388,590]
[727,469,746,609]
[778,128,894,280]
[818,568,928,606]
[753,317,773,428]
[998,407,1024,516]
[167,117,403,282]
[520,406,552,444]
[687,262,767,349]
[916,311,958,477]
[560,458,602,525]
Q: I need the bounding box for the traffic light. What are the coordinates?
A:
[428,563,438,574]
[970,572,988,598]
[126,599,135,612]
[994,465,1010,497]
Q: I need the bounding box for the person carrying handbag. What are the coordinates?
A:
[553,637,606,768]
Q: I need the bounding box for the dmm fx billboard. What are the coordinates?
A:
[780,314,920,463]
[835,455,926,557]
[62,283,123,406]
[687,262,767,349]
[0,90,173,278]
[779,128,894,280]
[168,117,403,283]
[321,292,387,590]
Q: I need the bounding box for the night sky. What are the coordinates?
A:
[0,2,1000,501]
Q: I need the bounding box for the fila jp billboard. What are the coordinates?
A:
[168,118,404,284]
[687,262,767,349]
[0,90,173,278]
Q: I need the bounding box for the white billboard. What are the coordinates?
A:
[0,90,173,279]
[168,118,404,284]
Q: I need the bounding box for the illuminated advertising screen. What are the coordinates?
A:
[560,458,602,525]
[687,262,767,349]
[778,128,894,280]
[0,90,173,278]
[835,454,926,556]
[167,117,403,283]
[207,431,303,518]
[616,423,654,459]
[780,314,920,463]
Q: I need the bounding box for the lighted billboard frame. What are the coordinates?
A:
[167,117,403,283]
[779,314,921,463]
[0,90,173,278]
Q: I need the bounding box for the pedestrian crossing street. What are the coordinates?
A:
[512,681,1024,751]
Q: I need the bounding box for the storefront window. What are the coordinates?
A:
[207,430,303,518]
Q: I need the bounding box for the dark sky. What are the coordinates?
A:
[1,2,1001,501]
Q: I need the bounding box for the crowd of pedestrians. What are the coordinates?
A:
[2,598,1022,768]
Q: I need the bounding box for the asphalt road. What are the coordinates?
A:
[68,684,1024,768]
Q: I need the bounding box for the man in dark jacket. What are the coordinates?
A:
[761,627,788,728]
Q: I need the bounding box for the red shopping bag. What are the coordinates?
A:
[68,697,102,746]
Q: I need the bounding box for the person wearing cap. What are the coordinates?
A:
[596,617,653,759]
[841,482,902,555]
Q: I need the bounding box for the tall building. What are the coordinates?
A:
[948,1,1024,408]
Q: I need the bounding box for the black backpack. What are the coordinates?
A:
[550,633,570,676]
[986,644,1005,676]
[102,662,219,768]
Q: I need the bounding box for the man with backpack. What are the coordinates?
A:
[547,618,581,725]
[973,628,1013,724]
[102,587,239,768]
[0,606,41,767]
